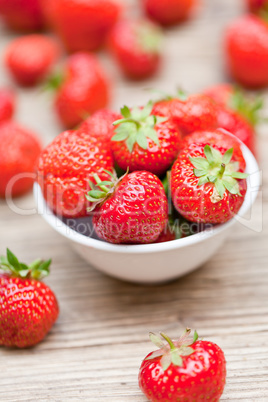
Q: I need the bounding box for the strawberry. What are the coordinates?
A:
[5,35,59,87]
[204,85,261,154]
[37,129,114,218]
[0,249,59,348]
[152,93,218,136]
[225,15,268,88]
[108,19,163,80]
[0,0,44,32]
[248,0,268,13]
[0,88,15,122]
[41,0,122,53]
[111,102,182,176]
[87,170,168,244]
[139,329,226,401]
[0,121,42,198]
[142,0,196,26]
[79,109,121,142]
[171,143,248,224]
[182,129,247,172]
[52,52,110,128]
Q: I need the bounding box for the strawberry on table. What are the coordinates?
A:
[52,52,110,128]
[41,0,122,52]
[152,93,218,136]
[87,170,168,244]
[0,121,42,198]
[108,19,163,80]
[139,328,226,401]
[0,88,15,122]
[5,35,59,87]
[37,129,114,218]
[171,143,248,224]
[225,15,268,88]
[111,102,182,176]
[0,0,44,32]
[142,0,196,26]
[0,249,59,348]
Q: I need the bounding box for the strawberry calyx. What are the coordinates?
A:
[190,145,248,202]
[146,328,199,371]
[228,87,263,126]
[86,169,127,212]
[0,248,51,280]
[112,101,167,152]
[136,22,163,54]
[43,71,64,92]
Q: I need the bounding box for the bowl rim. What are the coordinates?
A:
[34,144,260,254]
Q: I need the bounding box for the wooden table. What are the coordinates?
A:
[1,0,268,400]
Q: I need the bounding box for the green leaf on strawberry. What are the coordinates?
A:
[190,145,248,200]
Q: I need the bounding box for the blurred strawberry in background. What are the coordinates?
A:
[142,0,196,26]
[0,121,42,198]
[51,52,110,128]
[225,15,268,88]
[79,109,121,142]
[41,0,122,52]
[248,0,268,13]
[0,0,45,31]
[109,19,163,80]
[5,35,59,87]
[0,88,15,122]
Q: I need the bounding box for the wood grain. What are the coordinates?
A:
[1,0,268,400]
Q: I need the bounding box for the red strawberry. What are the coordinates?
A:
[0,0,44,32]
[79,109,121,142]
[111,102,182,176]
[152,94,218,136]
[248,0,268,13]
[171,143,248,224]
[41,0,122,52]
[225,15,268,88]
[0,249,59,348]
[182,129,247,171]
[88,170,168,244]
[5,35,59,87]
[0,88,15,122]
[0,121,42,198]
[203,83,233,108]
[139,329,226,401]
[109,19,163,80]
[142,0,196,26]
[53,52,110,128]
[37,129,114,218]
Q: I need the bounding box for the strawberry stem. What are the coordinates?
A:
[219,163,226,178]
[160,332,176,351]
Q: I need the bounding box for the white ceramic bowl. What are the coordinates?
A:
[34,144,260,284]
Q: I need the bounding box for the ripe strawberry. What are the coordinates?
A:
[111,102,182,176]
[0,249,59,348]
[0,121,42,198]
[152,93,218,136]
[37,129,114,218]
[248,0,268,13]
[203,83,233,108]
[0,88,15,122]
[41,0,122,52]
[225,15,268,88]
[171,143,248,224]
[79,109,121,142]
[5,35,59,87]
[139,329,226,401]
[182,129,247,171]
[52,52,110,128]
[88,170,168,244]
[0,0,44,32]
[143,0,196,26]
[108,19,163,80]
